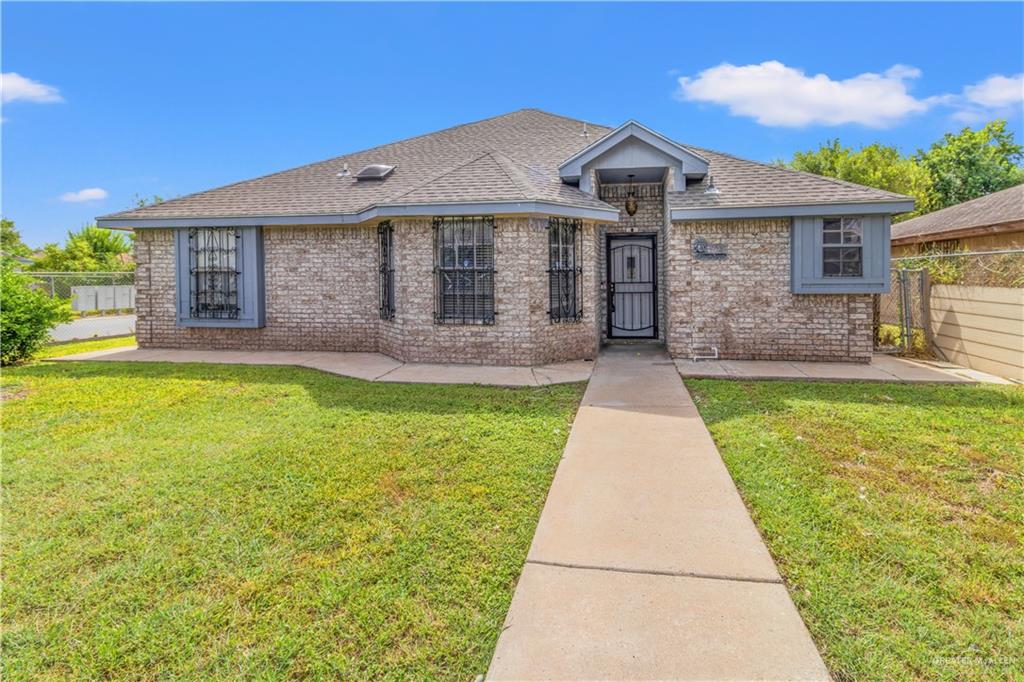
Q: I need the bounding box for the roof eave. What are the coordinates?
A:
[669,199,916,221]
[95,199,621,229]
[891,218,1024,246]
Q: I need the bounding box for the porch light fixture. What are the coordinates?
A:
[625,174,638,216]
[704,175,720,195]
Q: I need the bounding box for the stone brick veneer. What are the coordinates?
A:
[134,212,872,365]
[134,218,598,366]
[665,219,873,362]
[596,182,667,343]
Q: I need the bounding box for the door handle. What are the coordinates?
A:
[609,282,615,313]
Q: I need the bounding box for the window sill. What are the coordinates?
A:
[176,317,263,329]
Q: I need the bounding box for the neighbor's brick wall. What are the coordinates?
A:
[135,218,598,365]
[665,219,873,362]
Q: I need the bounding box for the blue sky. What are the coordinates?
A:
[3,2,1022,246]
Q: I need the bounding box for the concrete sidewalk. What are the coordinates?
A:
[676,353,1012,385]
[487,346,830,681]
[50,346,593,387]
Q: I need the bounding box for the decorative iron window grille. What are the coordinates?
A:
[433,216,495,324]
[188,227,239,319]
[548,217,583,322]
[823,217,863,277]
[378,221,395,320]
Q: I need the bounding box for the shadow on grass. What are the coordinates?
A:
[686,377,1023,426]
[8,359,585,417]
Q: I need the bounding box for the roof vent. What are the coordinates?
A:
[336,162,351,178]
[354,164,395,181]
[704,175,720,195]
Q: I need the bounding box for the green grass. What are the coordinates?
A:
[2,346,584,679]
[37,334,136,359]
[687,379,1024,681]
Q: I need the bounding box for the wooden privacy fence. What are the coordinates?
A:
[929,285,1024,382]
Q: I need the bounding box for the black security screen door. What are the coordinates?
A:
[607,235,657,338]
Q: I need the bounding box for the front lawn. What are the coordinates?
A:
[2,350,583,679]
[688,379,1024,681]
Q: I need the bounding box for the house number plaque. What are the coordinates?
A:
[693,237,728,260]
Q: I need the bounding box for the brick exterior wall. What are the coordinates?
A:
[134,212,872,365]
[596,182,667,343]
[665,219,873,362]
[134,218,599,366]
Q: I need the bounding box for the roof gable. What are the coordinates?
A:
[558,120,709,192]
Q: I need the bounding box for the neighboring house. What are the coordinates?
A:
[891,183,1024,257]
[97,109,913,366]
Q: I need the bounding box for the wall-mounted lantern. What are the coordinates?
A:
[625,174,638,216]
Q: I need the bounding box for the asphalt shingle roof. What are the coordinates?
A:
[99,109,909,223]
[669,147,910,211]
[890,183,1024,243]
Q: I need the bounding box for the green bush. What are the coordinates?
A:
[1,265,72,365]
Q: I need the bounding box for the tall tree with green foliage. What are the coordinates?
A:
[788,140,933,218]
[30,226,134,272]
[914,120,1024,210]
[784,120,1024,219]
[1,218,32,261]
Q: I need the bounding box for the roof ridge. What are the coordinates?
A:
[487,149,539,197]
[387,150,527,203]
[519,107,615,132]
[687,145,911,200]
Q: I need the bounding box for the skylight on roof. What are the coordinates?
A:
[354,164,395,180]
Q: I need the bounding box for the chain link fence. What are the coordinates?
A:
[27,271,136,312]
[875,249,1024,357]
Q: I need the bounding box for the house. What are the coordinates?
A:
[891,183,1024,257]
[96,109,913,366]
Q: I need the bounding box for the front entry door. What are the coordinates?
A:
[607,235,657,338]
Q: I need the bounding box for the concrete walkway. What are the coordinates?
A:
[50,346,593,387]
[676,353,1013,384]
[487,346,830,681]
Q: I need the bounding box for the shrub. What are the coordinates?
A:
[1,265,72,365]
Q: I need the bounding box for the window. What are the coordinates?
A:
[378,221,395,320]
[189,227,239,319]
[433,216,495,324]
[822,217,863,277]
[548,217,583,322]
[174,226,265,328]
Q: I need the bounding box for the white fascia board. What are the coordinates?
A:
[558,120,708,179]
[670,200,915,220]
[96,200,621,229]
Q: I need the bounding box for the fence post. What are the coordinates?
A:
[899,269,912,353]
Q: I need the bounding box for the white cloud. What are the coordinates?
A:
[1,72,64,104]
[675,60,937,128]
[964,74,1024,108]
[60,188,109,203]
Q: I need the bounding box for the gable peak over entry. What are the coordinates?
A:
[558,120,709,194]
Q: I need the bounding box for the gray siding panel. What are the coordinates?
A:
[791,214,891,294]
[174,226,266,327]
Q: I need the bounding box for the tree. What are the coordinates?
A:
[30,226,134,272]
[1,218,31,261]
[0,263,72,365]
[788,140,933,218]
[784,120,1024,219]
[915,120,1024,210]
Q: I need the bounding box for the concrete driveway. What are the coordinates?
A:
[49,314,136,342]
